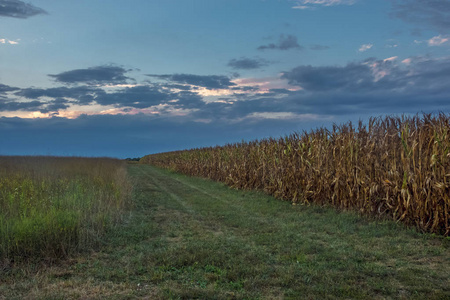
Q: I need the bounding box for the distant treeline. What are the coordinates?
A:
[141,113,450,235]
[125,157,141,162]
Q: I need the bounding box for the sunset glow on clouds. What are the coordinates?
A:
[0,38,19,44]
[1,0,450,157]
[358,44,373,52]
[428,35,450,46]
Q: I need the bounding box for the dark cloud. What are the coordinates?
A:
[94,86,171,108]
[8,81,206,112]
[310,44,330,50]
[2,54,450,158]
[282,62,373,92]
[268,88,297,94]
[0,0,46,18]
[0,97,70,113]
[227,57,270,70]
[147,74,236,89]
[0,83,19,93]
[294,55,450,95]
[281,58,412,92]
[0,100,43,111]
[39,99,70,113]
[95,84,204,109]
[48,66,132,85]
[403,56,450,94]
[191,56,450,121]
[5,56,450,122]
[390,0,450,34]
[16,86,100,104]
[2,56,450,160]
[231,86,260,92]
[18,54,446,121]
[171,91,204,109]
[192,88,450,123]
[0,84,18,101]
[257,35,303,51]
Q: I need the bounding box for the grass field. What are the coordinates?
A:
[0,156,132,263]
[1,164,448,299]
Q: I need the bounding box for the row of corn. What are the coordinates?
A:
[141,114,449,235]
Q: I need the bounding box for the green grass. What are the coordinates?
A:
[1,164,449,299]
[0,156,132,262]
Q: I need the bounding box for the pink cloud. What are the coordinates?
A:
[0,38,20,45]
[401,58,412,65]
[428,35,449,46]
[383,56,398,62]
[358,43,373,52]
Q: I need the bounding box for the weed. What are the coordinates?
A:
[0,156,132,262]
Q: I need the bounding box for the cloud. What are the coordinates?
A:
[385,39,399,48]
[258,35,303,51]
[0,38,19,45]
[310,44,330,50]
[281,62,374,92]
[390,0,450,34]
[383,56,398,62]
[4,79,210,116]
[16,86,101,104]
[0,100,43,111]
[0,83,19,93]
[15,83,205,110]
[160,84,193,91]
[358,43,373,52]
[0,0,47,18]
[2,56,450,157]
[192,56,450,121]
[428,35,449,46]
[280,56,450,95]
[39,98,70,113]
[0,97,71,114]
[293,0,357,9]
[48,65,132,85]
[3,56,450,147]
[94,85,172,109]
[292,5,309,9]
[227,57,270,70]
[147,74,236,89]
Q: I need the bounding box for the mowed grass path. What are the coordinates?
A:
[1,164,449,299]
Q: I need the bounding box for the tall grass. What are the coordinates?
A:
[0,156,132,262]
[141,113,450,235]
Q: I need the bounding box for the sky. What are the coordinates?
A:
[1,0,449,158]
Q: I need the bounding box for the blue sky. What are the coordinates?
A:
[1,0,449,157]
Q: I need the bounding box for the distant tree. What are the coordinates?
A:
[125,157,141,162]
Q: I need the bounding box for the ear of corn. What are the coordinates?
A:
[141,113,450,235]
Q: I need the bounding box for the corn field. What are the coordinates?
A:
[141,114,450,235]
